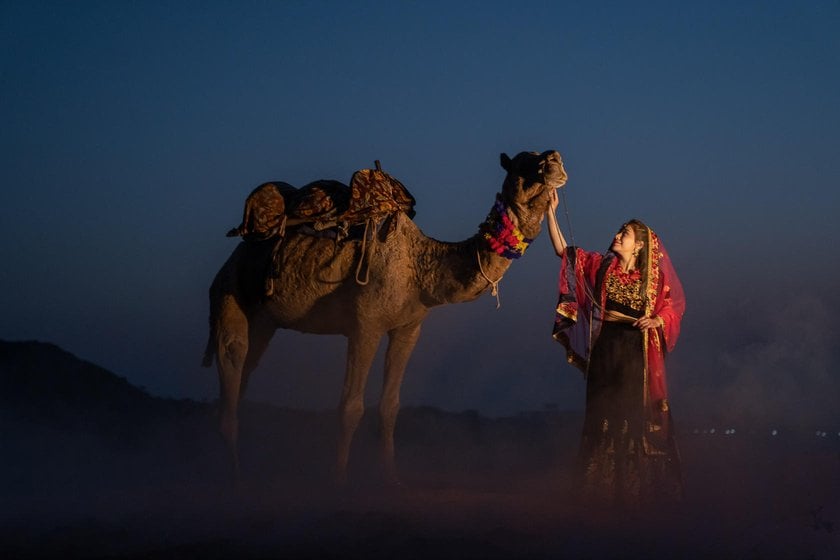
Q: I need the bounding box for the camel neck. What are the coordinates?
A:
[412,194,544,307]
[416,233,521,307]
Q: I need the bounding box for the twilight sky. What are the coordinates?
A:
[2,0,839,421]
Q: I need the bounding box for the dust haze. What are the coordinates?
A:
[2,341,839,559]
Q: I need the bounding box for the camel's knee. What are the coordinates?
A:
[379,400,400,427]
[218,336,247,370]
[340,397,365,430]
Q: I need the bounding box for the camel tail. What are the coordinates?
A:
[202,280,220,368]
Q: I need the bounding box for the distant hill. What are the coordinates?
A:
[0,339,581,492]
[2,340,154,410]
[0,340,206,437]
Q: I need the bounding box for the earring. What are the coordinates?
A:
[632,248,639,258]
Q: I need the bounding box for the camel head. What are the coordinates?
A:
[499,150,567,236]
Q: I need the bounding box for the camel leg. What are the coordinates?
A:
[240,313,275,398]
[215,295,249,482]
[380,321,422,485]
[335,331,380,485]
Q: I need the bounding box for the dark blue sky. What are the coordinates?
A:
[2,1,839,420]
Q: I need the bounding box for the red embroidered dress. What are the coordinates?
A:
[553,226,686,505]
[553,231,685,412]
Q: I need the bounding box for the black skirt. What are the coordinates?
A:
[578,321,683,507]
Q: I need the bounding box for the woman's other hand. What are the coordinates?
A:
[633,316,664,330]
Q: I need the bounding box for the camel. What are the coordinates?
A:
[203,150,568,484]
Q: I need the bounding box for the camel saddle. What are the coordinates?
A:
[226,161,416,242]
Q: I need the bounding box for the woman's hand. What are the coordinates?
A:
[545,189,567,255]
[548,188,560,213]
[633,316,663,330]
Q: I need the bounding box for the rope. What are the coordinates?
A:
[558,187,602,310]
[265,215,288,296]
[476,249,502,309]
[354,219,372,285]
[556,186,598,360]
[559,187,576,249]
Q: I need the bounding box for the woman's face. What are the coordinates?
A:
[611,224,641,259]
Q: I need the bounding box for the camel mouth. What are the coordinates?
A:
[547,172,568,188]
[539,151,568,188]
[543,164,568,189]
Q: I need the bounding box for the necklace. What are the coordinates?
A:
[613,263,641,284]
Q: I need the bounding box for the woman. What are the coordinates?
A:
[546,190,686,507]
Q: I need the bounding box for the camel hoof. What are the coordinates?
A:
[387,479,407,491]
[383,472,407,490]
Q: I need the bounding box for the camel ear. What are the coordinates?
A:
[500,153,511,171]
